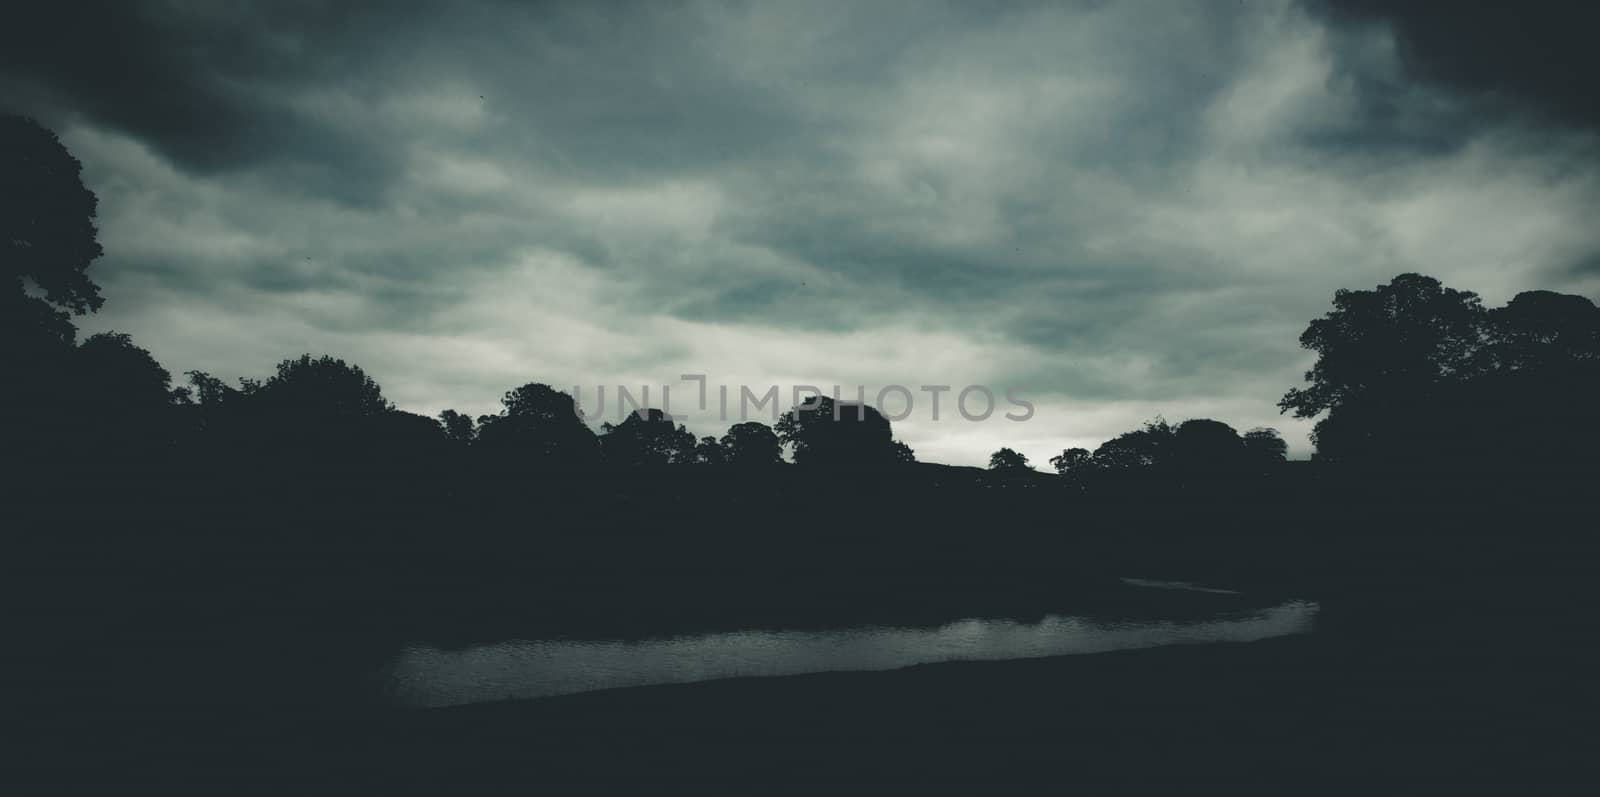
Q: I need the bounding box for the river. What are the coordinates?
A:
[379,579,1317,708]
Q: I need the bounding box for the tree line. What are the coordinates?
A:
[6,112,1600,490]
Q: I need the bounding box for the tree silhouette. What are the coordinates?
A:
[75,332,176,408]
[1280,274,1488,462]
[364,410,451,475]
[1242,427,1289,466]
[1090,418,1174,470]
[776,396,912,467]
[890,440,917,464]
[987,447,1032,473]
[185,370,237,408]
[438,409,477,445]
[1478,290,1600,468]
[475,382,601,468]
[69,332,182,456]
[1487,290,1600,368]
[207,354,398,469]
[251,354,392,420]
[694,435,728,466]
[2,116,106,463]
[1281,275,1600,466]
[1,114,104,347]
[1169,419,1246,471]
[1049,447,1092,476]
[720,421,782,467]
[177,369,248,454]
[600,409,696,468]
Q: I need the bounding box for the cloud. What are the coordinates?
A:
[1311,0,1600,131]
[5,0,1600,467]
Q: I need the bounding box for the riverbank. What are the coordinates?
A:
[103,630,1592,796]
[17,481,1598,795]
[367,635,1339,795]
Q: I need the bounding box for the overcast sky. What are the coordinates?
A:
[5,1,1599,466]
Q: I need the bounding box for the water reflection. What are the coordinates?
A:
[382,600,1317,709]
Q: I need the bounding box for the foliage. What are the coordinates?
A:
[719,421,783,467]
[1283,273,1600,466]
[775,396,913,467]
[253,354,393,420]
[1280,274,1489,422]
[1,114,104,322]
[476,383,601,467]
[988,447,1032,473]
[1048,447,1092,476]
[1242,427,1288,465]
[694,436,728,465]
[600,409,697,467]
[438,409,477,445]
[1090,418,1174,469]
[1169,419,1245,470]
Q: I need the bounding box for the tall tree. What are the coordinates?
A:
[251,354,392,420]
[600,409,696,468]
[438,409,477,445]
[719,421,782,467]
[69,332,182,456]
[776,396,911,467]
[475,383,601,468]
[1242,427,1289,465]
[1281,274,1488,419]
[694,435,728,466]
[2,116,106,461]
[223,354,397,466]
[1478,290,1600,467]
[1,115,104,347]
[1281,274,1489,462]
[1170,419,1246,471]
[988,447,1032,473]
[1487,290,1600,369]
[1049,447,1092,476]
[1091,418,1174,469]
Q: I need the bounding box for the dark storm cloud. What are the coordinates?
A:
[0,1,841,199]
[4,0,1600,465]
[1313,0,1600,132]
[0,1,422,203]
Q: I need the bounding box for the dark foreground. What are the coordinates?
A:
[14,476,1600,795]
[53,627,1589,796]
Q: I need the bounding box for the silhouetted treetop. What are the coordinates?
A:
[2,115,104,320]
[184,370,233,404]
[694,435,728,466]
[1280,273,1487,420]
[600,408,696,468]
[1170,419,1245,470]
[180,369,247,443]
[438,409,477,445]
[1074,417,1287,477]
[719,421,783,467]
[1049,447,1092,476]
[75,332,175,407]
[475,382,600,467]
[1285,274,1600,465]
[65,332,184,454]
[1489,290,1600,368]
[988,447,1032,473]
[1090,418,1174,470]
[1242,427,1289,464]
[494,383,582,424]
[776,396,914,467]
[372,410,451,464]
[251,354,393,419]
[890,440,916,464]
